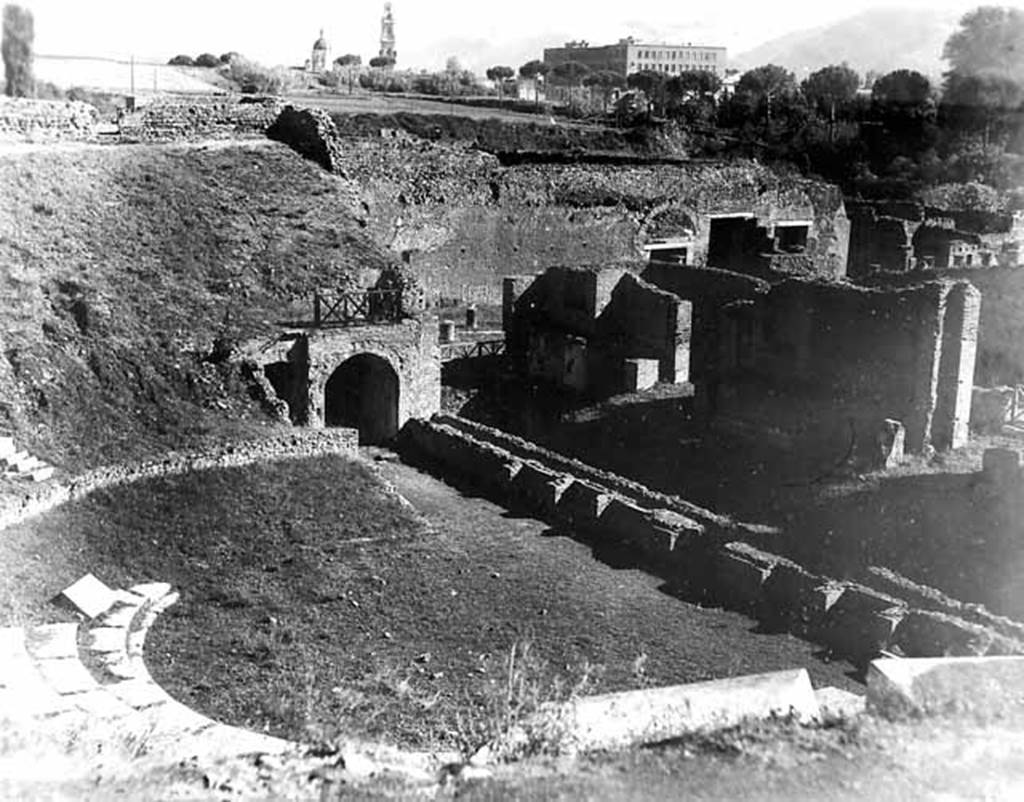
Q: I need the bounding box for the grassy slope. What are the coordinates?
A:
[0,141,387,469]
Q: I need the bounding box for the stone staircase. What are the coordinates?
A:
[0,435,56,482]
[0,579,292,762]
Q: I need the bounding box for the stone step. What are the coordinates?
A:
[0,627,78,719]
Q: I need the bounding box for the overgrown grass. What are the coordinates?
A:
[0,142,388,469]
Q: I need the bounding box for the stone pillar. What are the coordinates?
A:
[906,283,945,453]
[439,320,455,344]
[932,281,980,451]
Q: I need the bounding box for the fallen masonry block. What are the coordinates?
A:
[818,585,906,663]
[982,447,1021,485]
[58,574,119,620]
[867,656,1024,718]
[713,543,794,612]
[495,668,820,756]
[875,419,905,470]
[26,465,55,482]
[555,480,614,531]
[761,564,840,635]
[814,686,866,722]
[0,436,14,459]
[893,610,996,657]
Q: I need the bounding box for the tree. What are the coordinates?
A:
[485,65,514,98]
[941,6,1024,144]
[801,64,860,122]
[168,54,194,66]
[627,69,667,115]
[665,70,722,124]
[334,54,361,94]
[369,55,395,69]
[194,53,220,68]
[2,4,34,97]
[550,60,591,107]
[872,69,932,108]
[735,64,799,122]
[518,59,549,104]
[219,52,240,64]
[943,5,1024,84]
[583,69,625,109]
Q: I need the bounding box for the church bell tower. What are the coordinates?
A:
[379,2,397,63]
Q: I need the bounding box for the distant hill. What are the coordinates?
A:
[733,7,964,80]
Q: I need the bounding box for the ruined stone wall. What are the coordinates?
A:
[267,110,851,302]
[719,279,978,453]
[399,414,1024,664]
[504,266,692,394]
[119,97,283,142]
[869,267,1024,385]
[0,97,98,141]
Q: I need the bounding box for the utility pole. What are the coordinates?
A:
[130,54,135,95]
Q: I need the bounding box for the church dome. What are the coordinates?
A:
[313,30,329,51]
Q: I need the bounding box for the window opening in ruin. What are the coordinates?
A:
[324,353,400,444]
[775,223,809,253]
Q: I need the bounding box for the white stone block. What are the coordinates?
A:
[504,668,819,756]
[59,573,118,619]
[814,686,866,721]
[867,656,1024,717]
[0,436,14,459]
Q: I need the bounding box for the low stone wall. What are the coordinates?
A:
[0,97,98,141]
[0,428,358,531]
[400,414,1024,666]
[119,97,283,142]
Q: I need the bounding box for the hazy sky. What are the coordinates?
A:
[25,0,986,70]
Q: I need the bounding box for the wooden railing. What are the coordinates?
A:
[440,338,506,362]
[1011,385,1024,423]
[313,289,403,327]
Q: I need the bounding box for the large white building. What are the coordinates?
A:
[544,37,727,80]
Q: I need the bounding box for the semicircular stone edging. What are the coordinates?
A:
[80,582,295,760]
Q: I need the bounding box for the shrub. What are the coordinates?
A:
[225,56,294,95]
[168,54,194,66]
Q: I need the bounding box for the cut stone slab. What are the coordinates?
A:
[27,465,55,482]
[0,436,15,459]
[814,686,866,722]
[893,610,995,658]
[27,623,79,659]
[85,626,128,654]
[108,678,173,709]
[129,582,173,601]
[867,656,1024,718]
[59,573,118,620]
[35,658,100,695]
[499,668,820,756]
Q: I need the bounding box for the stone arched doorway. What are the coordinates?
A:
[324,354,400,444]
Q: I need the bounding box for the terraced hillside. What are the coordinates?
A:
[0,140,387,469]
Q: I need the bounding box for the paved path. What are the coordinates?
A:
[373,453,861,694]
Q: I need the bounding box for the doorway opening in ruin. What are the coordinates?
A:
[707,215,758,270]
[324,354,400,444]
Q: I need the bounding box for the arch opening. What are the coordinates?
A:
[324,353,399,444]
